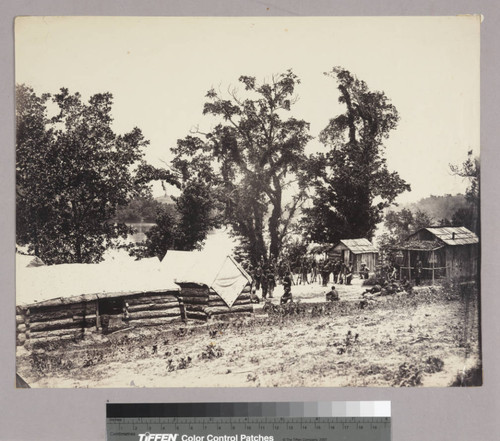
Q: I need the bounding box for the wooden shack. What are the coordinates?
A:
[395,226,479,282]
[331,239,379,275]
[161,250,254,321]
[16,258,181,348]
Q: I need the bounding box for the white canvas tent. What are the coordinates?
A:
[16,257,182,347]
[17,257,178,306]
[161,250,252,308]
[16,253,45,269]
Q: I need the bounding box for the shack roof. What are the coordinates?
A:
[394,239,444,251]
[16,257,179,307]
[408,226,479,246]
[161,250,252,307]
[333,238,378,254]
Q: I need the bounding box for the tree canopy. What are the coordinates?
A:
[133,180,222,260]
[16,84,177,264]
[302,67,410,244]
[171,70,312,264]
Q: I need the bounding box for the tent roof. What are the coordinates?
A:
[16,253,45,268]
[160,250,252,307]
[409,226,479,246]
[16,257,179,307]
[333,238,378,254]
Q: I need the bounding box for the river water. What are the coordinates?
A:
[126,222,155,244]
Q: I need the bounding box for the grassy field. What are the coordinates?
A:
[16,279,481,388]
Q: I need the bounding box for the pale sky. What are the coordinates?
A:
[15,16,480,204]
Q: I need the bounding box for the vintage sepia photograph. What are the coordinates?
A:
[15,16,481,388]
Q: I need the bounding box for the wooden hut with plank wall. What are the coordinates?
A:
[394,226,479,283]
[16,258,181,348]
[161,250,254,321]
[331,239,379,275]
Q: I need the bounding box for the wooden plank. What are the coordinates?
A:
[207,300,226,307]
[72,314,97,321]
[186,311,208,321]
[184,304,206,313]
[181,297,208,305]
[29,318,83,332]
[127,295,178,305]
[179,287,208,297]
[208,294,251,303]
[233,298,252,306]
[29,309,77,323]
[29,302,90,318]
[127,302,180,312]
[128,309,180,320]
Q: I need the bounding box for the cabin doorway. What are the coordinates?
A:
[97,298,125,333]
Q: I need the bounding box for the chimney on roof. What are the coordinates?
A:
[452,232,456,240]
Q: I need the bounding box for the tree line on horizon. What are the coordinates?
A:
[16,68,480,266]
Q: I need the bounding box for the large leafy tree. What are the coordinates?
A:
[16,84,177,264]
[302,67,410,244]
[134,180,221,259]
[172,70,312,264]
[379,208,433,245]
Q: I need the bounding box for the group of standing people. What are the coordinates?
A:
[317,258,355,287]
[242,254,369,305]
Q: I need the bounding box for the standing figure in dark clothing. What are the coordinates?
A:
[415,259,423,286]
[261,270,269,299]
[333,260,341,283]
[281,272,293,304]
[338,263,346,284]
[254,265,263,291]
[311,259,318,283]
[345,264,353,285]
[267,270,276,298]
[321,259,330,287]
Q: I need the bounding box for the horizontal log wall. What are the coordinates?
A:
[28,303,92,323]
[186,311,208,321]
[127,302,180,313]
[178,285,209,321]
[17,290,182,347]
[178,283,254,321]
[126,292,179,305]
[127,309,180,320]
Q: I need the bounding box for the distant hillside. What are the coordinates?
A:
[394,194,468,223]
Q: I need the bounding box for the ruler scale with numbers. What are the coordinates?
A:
[106,402,391,441]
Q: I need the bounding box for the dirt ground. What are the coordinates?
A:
[16,277,481,388]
